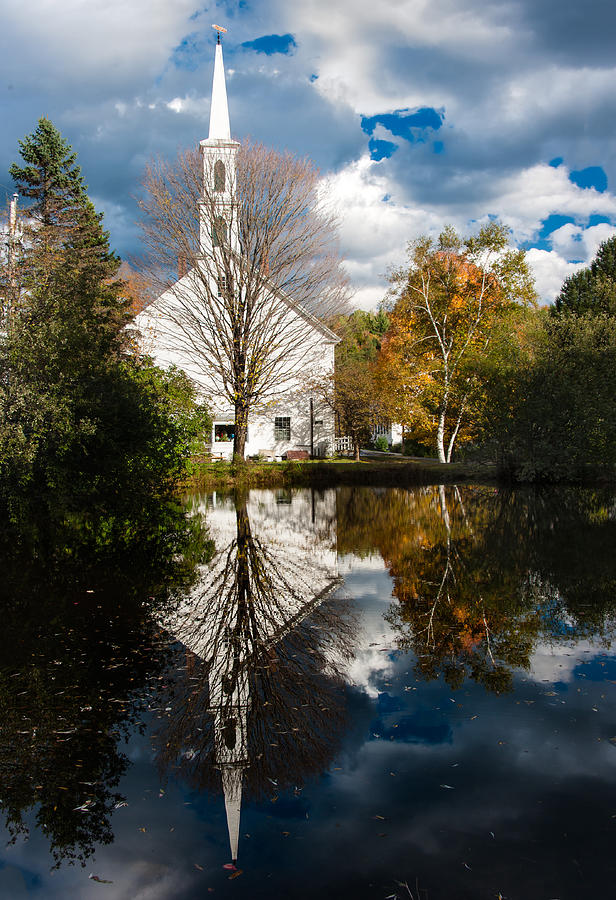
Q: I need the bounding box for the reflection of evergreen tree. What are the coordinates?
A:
[0,498,211,868]
[338,485,616,692]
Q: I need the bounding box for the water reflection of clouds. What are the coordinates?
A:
[529,638,602,684]
[341,560,398,698]
[5,486,616,898]
[329,640,616,896]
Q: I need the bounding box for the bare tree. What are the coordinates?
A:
[137,142,349,460]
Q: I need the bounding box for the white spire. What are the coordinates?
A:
[208,42,231,141]
[221,766,243,863]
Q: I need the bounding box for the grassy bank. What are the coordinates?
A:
[182,456,499,491]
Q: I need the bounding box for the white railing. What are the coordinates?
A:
[373,423,390,437]
[335,436,353,452]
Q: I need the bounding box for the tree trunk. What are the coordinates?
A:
[446,394,467,463]
[436,409,447,463]
[233,401,248,461]
[353,435,361,461]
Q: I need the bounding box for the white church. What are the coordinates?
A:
[136,33,340,460]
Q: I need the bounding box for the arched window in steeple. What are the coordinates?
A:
[214,159,225,192]
[212,215,227,248]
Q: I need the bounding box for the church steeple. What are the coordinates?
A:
[208,40,231,142]
[199,26,240,256]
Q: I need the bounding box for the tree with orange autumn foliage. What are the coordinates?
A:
[380,223,536,462]
[116,261,154,316]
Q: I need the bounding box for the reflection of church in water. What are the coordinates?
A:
[158,488,352,863]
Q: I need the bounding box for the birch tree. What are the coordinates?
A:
[138,143,349,460]
[382,223,536,463]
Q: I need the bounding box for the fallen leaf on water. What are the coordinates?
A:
[440,784,455,789]
[89,874,113,883]
[228,870,243,880]
[194,864,204,871]
[282,831,290,837]
[223,863,236,871]
[373,815,386,820]
[138,827,146,833]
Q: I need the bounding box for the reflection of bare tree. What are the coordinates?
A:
[156,491,355,862]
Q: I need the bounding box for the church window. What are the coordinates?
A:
[212,216,227,247]
[214,159,225,192]
[274,416,291,441]
[217,273,233,298]
[214,423,235,442]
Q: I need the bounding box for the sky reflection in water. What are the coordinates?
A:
[1,485,616,899]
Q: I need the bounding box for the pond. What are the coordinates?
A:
[1,485,616,899]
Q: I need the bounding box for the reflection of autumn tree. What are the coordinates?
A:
[0,499,210,868]
[155,498,355,811]
[338,485,616,692]
[380,486,539,692]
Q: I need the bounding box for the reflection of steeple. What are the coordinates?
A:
[221,767,243,863]
[160,490,344,864]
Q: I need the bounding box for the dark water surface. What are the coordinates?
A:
[1,485,616,899]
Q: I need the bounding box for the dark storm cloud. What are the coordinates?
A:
[517,0,616,66]
[3,0,616,297]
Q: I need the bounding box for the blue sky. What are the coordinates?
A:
[2,0,616,306]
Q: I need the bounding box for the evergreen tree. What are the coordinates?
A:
[553,235,616,316]
[9,116,86,230]
[1,119,206,509]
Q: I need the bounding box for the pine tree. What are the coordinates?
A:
[553,235,616,316]
[1,118,207,509]
[1,120,131,498]
[9,116,86,229]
